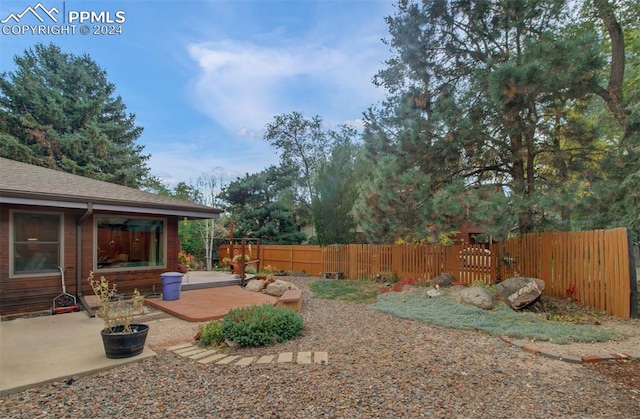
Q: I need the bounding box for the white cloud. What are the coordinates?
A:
[186,21,389,135]
[149,142,279,188]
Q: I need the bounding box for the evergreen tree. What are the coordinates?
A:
[219,165,306,244]
[0,43,149,187]
[356,0,608,242]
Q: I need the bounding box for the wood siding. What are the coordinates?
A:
[0,205,180,316]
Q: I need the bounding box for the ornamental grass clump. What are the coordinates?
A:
[87,271,144,334]
[199,320,225,346]
[220,303,304,347]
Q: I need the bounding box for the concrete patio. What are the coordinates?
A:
[0,271,266,395]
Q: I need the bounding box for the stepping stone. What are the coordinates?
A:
[174,346,198,354]
[236,357,255,366]
[314,351,328,364]
[178,348,208,357]
[256,355,275,364]
[189,350,218,360]
[216,355,241,365]
[297,351,312,364]
[167,343,193,351]
[277,352,293,363]
[198,354,227,364]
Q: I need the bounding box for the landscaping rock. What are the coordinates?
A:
[426,288,441,298]
[495,276,545,310]
[275,279,299,290]
[433,273,457,287]
[451,284,467,292]
[507,281,543,310]
[225,338,239,348]
[264,282,287,297]
[453,286,495,310]
[263,279,298,297]
[245,279,265,292]
[496,277,545,301]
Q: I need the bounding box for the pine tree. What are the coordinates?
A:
[219,165,306,244]
[356,0,609,241]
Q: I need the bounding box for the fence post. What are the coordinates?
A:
[627,229,638,318]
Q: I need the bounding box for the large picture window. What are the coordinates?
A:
[96,216,165,270]
[12,212,62,275]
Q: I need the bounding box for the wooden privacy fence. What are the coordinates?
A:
[499,228,636,318]
[220,228,637,318]
[219,244,323,276]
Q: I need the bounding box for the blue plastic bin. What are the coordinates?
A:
[160,272,184,301]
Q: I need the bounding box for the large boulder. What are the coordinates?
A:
[245,279,265,292]
[264,282,287,297]
[433,273,457,287]
[452,286,495,310]
[496,277,545,310]
[263,280,298,297]
[274,279,299,291]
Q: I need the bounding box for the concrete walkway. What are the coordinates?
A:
[0,311,155,396]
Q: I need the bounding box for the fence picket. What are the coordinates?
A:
[218,228,633,318]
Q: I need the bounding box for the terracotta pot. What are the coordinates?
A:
[178,263,189,274]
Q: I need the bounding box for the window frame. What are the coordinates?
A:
[94,214,167,272]
[10,210,64,278]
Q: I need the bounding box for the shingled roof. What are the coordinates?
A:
[0,157,222,219]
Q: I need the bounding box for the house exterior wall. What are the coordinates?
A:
[0,203,180,316]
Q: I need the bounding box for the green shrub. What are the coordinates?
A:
[221,304,304,347]
[199,320,225,346]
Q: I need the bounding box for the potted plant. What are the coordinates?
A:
[232,253,251,263]
[230,253,250,274]
[88,271,149,359]
[177,250,193,274]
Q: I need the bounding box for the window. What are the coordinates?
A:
[12,212,62,275]
[96,216,165,270]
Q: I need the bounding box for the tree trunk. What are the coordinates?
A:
[593,0,628,133]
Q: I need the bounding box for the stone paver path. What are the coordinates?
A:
[167,344,328,366]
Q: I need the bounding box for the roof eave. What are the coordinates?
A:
[0,195,221,220]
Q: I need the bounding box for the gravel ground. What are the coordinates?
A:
[1,277,639,418]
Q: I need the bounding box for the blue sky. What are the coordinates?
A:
[0,0,395,186]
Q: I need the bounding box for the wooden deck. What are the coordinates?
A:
[145,272,278,322]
